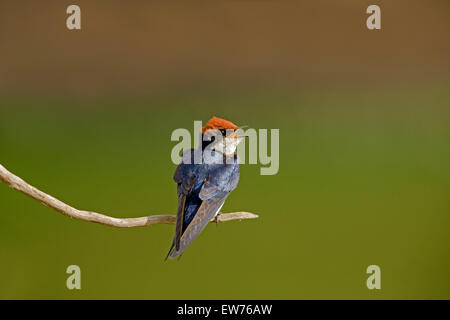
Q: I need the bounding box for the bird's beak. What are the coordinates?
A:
[227,125,248,139]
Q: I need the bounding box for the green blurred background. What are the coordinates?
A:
[0,1,449,299]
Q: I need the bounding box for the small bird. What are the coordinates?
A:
[166,116,246,260]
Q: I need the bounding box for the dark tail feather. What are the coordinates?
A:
[165,243,183,261]
[164,242,175,261]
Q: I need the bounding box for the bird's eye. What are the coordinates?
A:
[219,129,227,135]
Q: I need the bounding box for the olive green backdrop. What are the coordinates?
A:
[0,1,449,299]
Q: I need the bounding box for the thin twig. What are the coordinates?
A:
[0,163,258,228]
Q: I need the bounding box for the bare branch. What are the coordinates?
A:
[0,163,258,228]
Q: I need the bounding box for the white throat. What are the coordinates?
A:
[213,136,242,156]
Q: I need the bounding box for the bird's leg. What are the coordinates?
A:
[215,212,222,226]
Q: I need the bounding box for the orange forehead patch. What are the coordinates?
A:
[202,116,238,133]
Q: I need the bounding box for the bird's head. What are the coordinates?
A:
[202,116,246,156]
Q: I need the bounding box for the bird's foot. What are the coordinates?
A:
[215,213,222,226]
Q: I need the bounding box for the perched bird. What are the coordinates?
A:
[166,116,246,260]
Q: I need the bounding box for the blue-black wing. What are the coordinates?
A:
[170,149,198,255]
[167,150,240,259]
